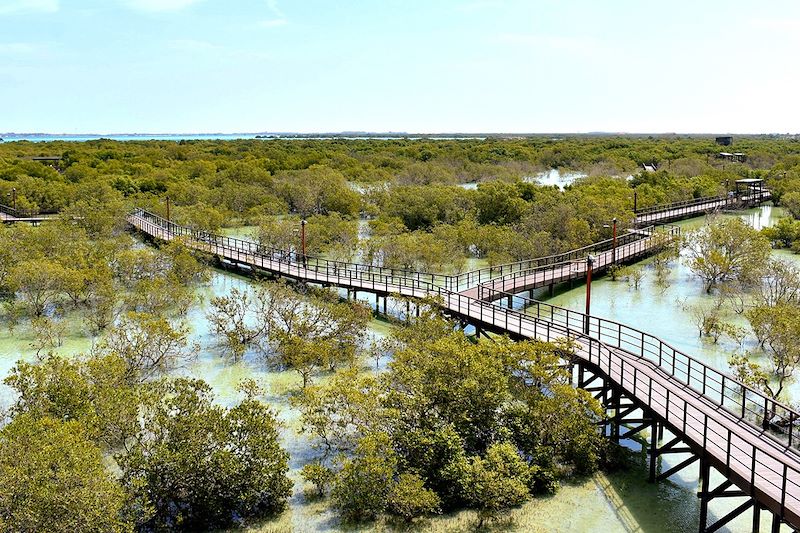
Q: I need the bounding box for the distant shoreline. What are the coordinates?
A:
[1,132,797,143]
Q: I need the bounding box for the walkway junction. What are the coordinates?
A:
[129,184,797,532]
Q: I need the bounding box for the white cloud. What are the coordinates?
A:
[0,42,37,54]
[168,39,220,52]
[259,0,286,27]
[167,39,272,62]
[0,0,59,15]
[123,0,202,13]
[266,0,284,18]
[750,17,800,32]
[259,18,287,28]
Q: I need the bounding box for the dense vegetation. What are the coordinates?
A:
[1,135,800,530]
[293,309,608,526]
[2,135,797,271]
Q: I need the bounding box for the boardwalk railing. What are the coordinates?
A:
[634,189,771,222]
[0,203,58,220]
[466,302,800,523]
[477,283,800,452]
[129,207,800,525]
[133,208,667,294]
[447,226,669,292]
[635,193,737,216]
[131,208,461,290]
[0,203,37,219]
[474,226,680,298]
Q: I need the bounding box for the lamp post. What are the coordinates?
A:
[11,188,16,212]
[612,217,617,264]
[585,254,596,334]
[166,196,171,223]
[602,218,618,264]
[300,219,307,266]
[633,190,638,212]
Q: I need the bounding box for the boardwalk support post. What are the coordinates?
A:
[649,422,659,482]
[698,457,710,532]
[697,459,764,533]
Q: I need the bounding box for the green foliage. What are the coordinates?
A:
[379,185,471,230]
[160,239,209,286]
[387,473,441,522]
[364,229,467,273]
[120,378,292,530]
[301,462,335,498]
[780,191,800,219]
[332,432,398,522]
[473,180,529,225]
[5,354,139,448]
[295,329,604,523]
[458,441,532,528]
[2,135,796,529]
[0,415,131,533]
[7,259,70,316]
[384,334,512,454]
[762,216,800,250]
[738,304,800,401]
[98,312,197,382]
[292,367,382,454]
[5,353,294,531]
[207,286,271,360]
[686,217,771,292]
[174,201,225,232]
[0,216,205,327]
[617,265,645,289]
[208,282,369,383]
[391,424,468,509]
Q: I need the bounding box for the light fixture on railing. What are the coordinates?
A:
[301,219,307,266]
[602,218,618,264]
[585,254,596,334]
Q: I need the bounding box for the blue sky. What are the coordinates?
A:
[1,0,798,133]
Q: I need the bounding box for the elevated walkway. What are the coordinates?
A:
[128,206,798,531]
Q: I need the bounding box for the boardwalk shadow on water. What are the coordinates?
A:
[601,435,789,533]
[599,446,701,533]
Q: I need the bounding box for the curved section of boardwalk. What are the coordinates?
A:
[129,207,800,529]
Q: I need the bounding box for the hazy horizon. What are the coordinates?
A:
[3,130,797,137]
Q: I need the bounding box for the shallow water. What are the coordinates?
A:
[1,204,794,531]
[528,169,587,190]
[456,168,587,191]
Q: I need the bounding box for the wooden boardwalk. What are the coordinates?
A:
[635,191,772,226]
[129,207,799,530]
[459,231,674,300]
[0,205,53,224]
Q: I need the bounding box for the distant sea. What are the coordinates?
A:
[0,133,485,143]
[0,134,258,142]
